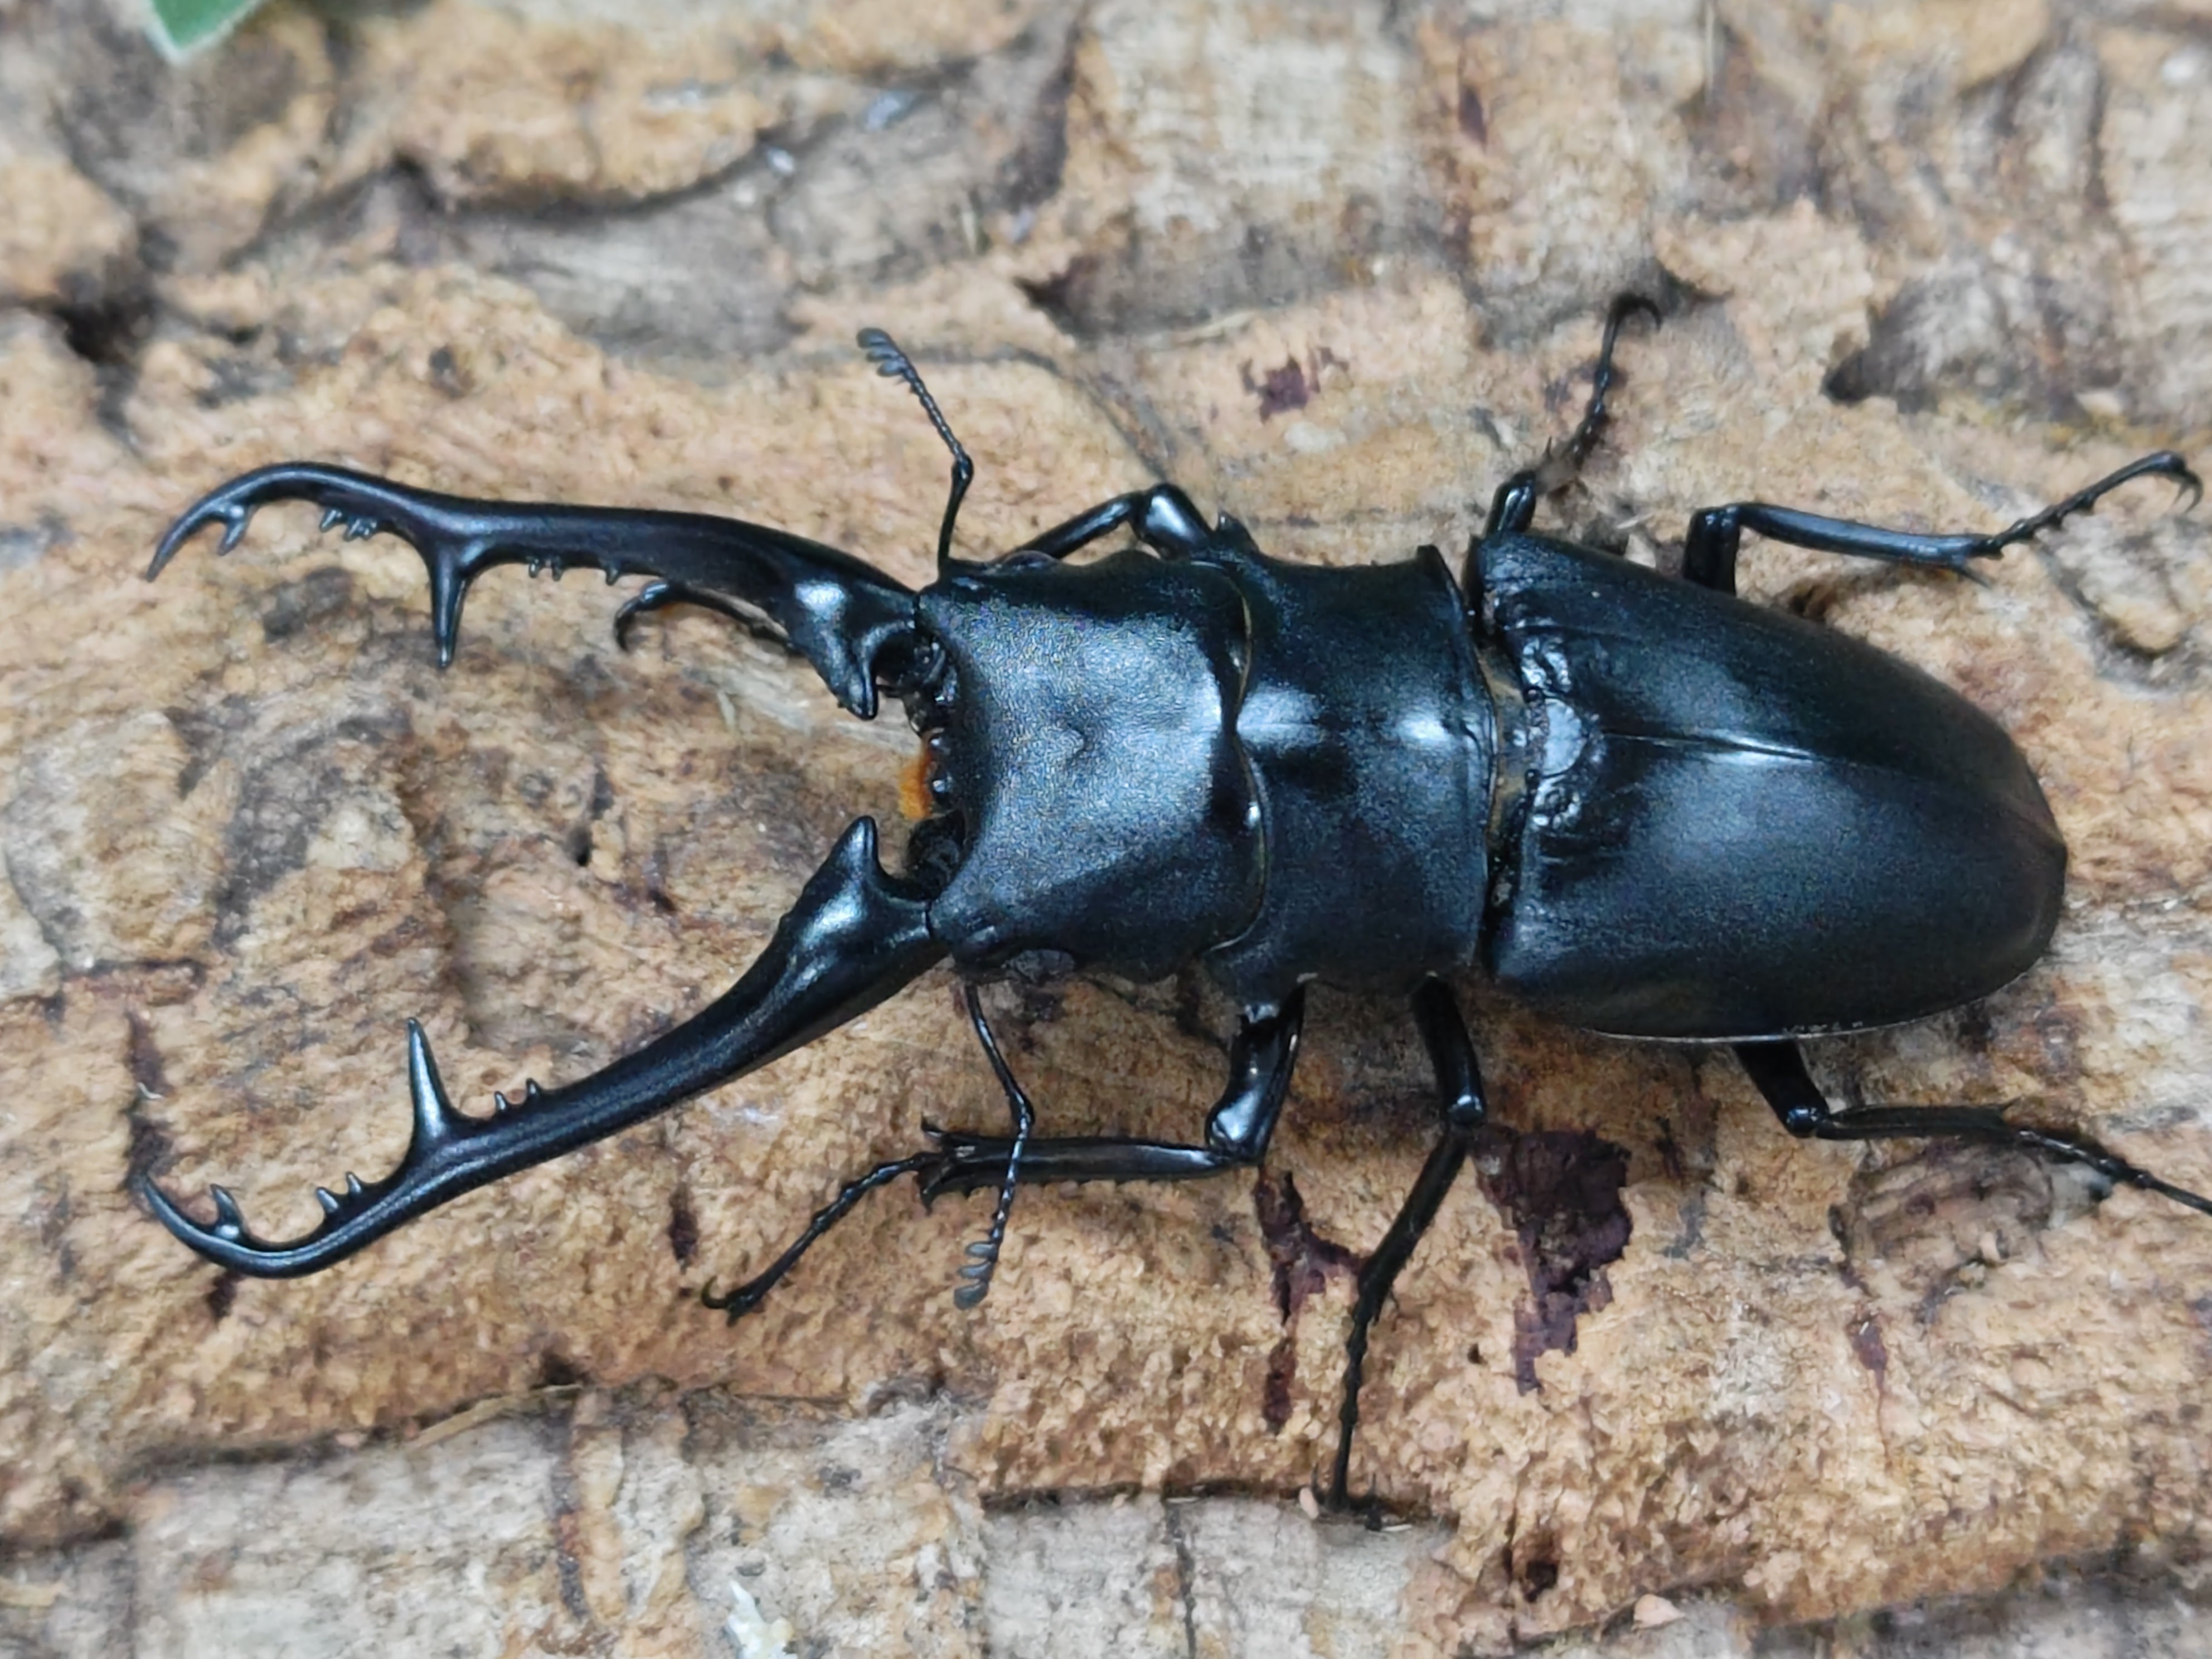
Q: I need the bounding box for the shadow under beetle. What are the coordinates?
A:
[140,299,2212,1505]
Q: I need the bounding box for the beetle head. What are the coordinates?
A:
[901,551,1264,981]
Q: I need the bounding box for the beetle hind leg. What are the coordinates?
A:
[1328,978,1488,1511]
[1738,1040,2212,1218]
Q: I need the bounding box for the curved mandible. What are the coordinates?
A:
[148,463,919,717]
[138,819,944,1277]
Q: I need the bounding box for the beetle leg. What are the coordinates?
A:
[915,987,1305,1194]
[138,819,944,1277]
[610,580,788,651]
[148,463,919,716]
[1680,451,2203,596]
[1328,977,1488,1510]
[699,1152,937,1321]
[1011,485,1215,562]
[1737,1040,2212,1217]
[701,989,1305,1320]
[949,984,1035,1308]
[1483,293,1660,538]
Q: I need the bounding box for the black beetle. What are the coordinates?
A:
[139,300,2210,1503]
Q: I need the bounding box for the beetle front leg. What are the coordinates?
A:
[940,984,1036,1308]
[1011,484,1216,562]
[1328,977,1488,1510]
[1736,1041,2212,1217]
[1680,452,2202,596]
[703,989,1306,1318]
[916,986,1306,1194]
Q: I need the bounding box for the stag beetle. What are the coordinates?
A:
[140,299,2210,1503]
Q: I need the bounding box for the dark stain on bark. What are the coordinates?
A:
[122,1093,176,1195]
[214,712,411,939]
[125,1008,171,1098]
[1513,1532,1561,1601]
[260,567,357,643]
[536,1350,589,1390]
[1244,356,1313,420]
[667,1184,699,1267]
[426,345,470,399]
[1457,80,1487,145]
[997,20,1074,211]
[1241,346,1343,421]
[1471,1126,1632,1394]
[1849,1312,1889,1386]
[50,280,155,369]
[1252,1170,1360,1433]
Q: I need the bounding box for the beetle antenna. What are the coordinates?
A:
[1536,292,1661,491]
[858,328,975,573]
[954,983,1034,1309]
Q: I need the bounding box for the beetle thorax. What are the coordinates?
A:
[903,541,1496,1002]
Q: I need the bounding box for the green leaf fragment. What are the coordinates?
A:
[145,0,273,60]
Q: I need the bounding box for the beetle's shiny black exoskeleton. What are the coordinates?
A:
[140,301,2211,1504]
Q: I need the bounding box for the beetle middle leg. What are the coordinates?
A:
[1328,977,1488,1509]
[1678,452,2203,595]
[1736,1041,2212,1217]
[702,989,1307,1318]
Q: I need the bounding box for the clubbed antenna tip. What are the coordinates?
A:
[855,328,974,570]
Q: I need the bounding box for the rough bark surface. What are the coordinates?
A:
[2,0,2210,1653]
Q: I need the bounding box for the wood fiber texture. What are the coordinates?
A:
[2,0,2210,1652]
